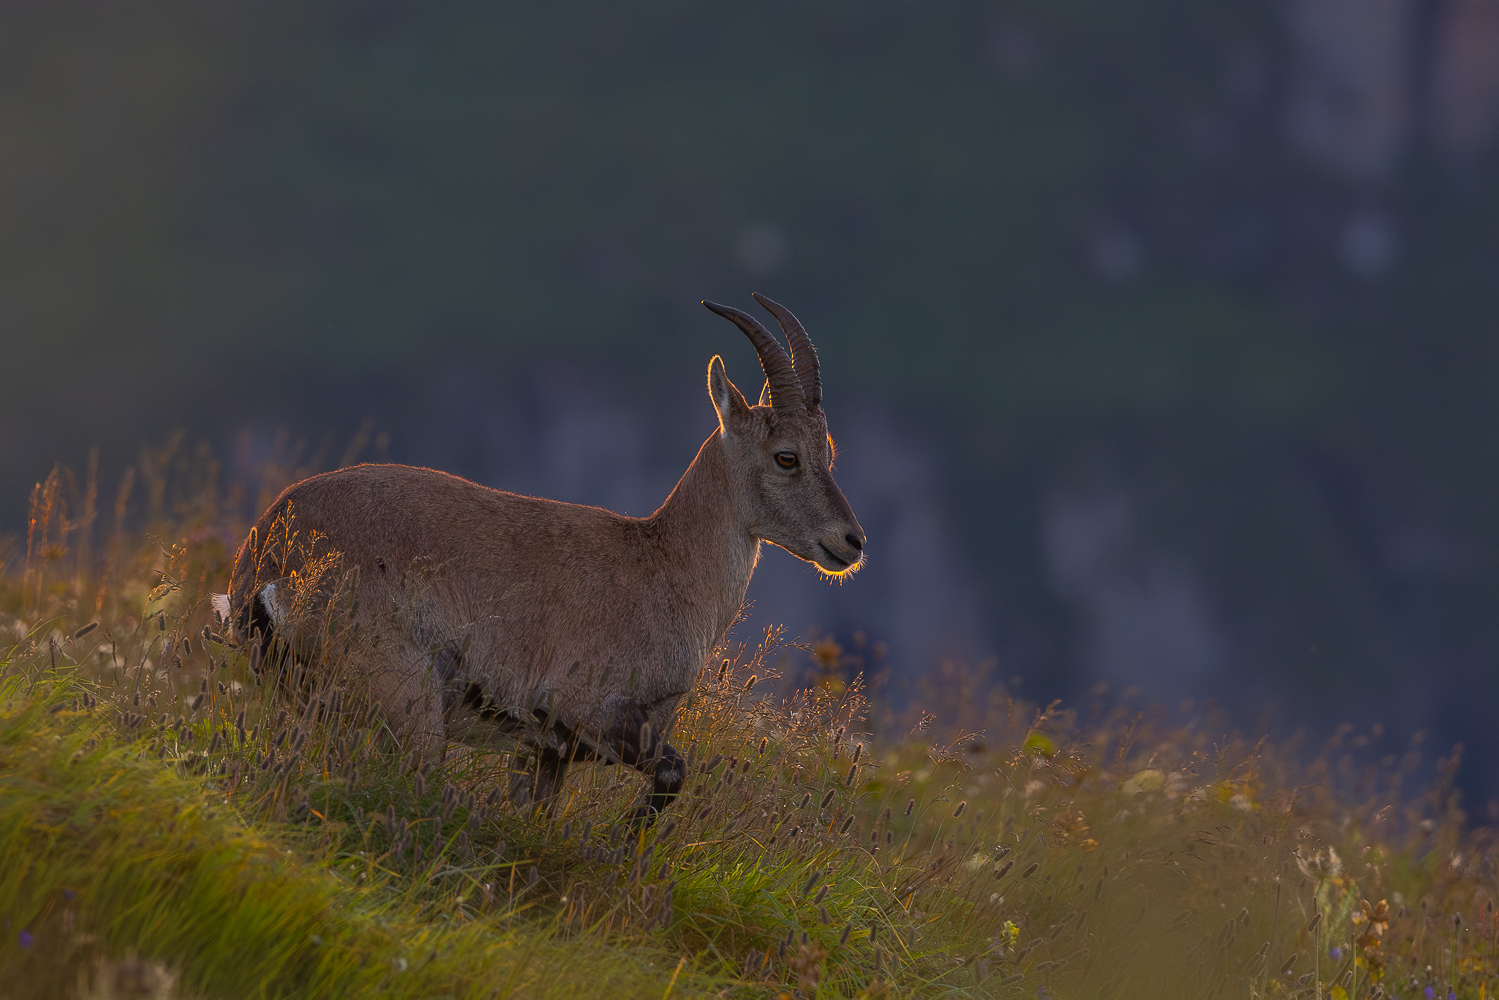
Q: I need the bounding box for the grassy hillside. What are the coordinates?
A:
[3,463,1497,999]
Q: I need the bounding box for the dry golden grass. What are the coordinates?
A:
[3,443,1497,999]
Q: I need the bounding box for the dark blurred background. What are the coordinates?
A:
[4,2,1499,797]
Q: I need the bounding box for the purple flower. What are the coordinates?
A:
[18,931,33,948]
[1447,992,1456,1000]
[1330,946,1343,960]
[1424,987,1435,999]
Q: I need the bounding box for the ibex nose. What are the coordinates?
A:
[845,532,864,552]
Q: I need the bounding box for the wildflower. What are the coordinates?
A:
[1295,847,1342,881]
[18,931,33,948]
[1330,946,1342,960]
[812,636,842,671]
[1424,987,1435,999]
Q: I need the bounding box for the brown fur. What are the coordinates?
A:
[227,310,863,820]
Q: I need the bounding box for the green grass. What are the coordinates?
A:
[4,460,1499,999]
[0,670,697,999]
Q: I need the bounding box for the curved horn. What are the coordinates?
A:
[702,300,805,409]
[752,293,821,410]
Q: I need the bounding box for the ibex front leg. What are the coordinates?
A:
[603,698,686,825]
[510,744,571,814]
[509,718,579,817]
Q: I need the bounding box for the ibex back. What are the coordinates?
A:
[224,295,864,821]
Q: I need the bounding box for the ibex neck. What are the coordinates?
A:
[649,431,759,635]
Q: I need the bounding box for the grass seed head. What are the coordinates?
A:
[9,464,1493,1000]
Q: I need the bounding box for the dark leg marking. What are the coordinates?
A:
[429,635,469,685]
[487,701,594,816]
[244,588,307,701]
[510,744,572,812]
[602,699,686,825]
[462,682,493,719]
[456,683,632,814]
[247,589,278,670]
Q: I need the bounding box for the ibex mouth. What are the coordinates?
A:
[817,543,854,570]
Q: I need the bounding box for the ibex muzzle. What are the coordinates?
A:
[225,294,863,823]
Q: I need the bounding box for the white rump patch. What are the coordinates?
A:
[259,582,289,632]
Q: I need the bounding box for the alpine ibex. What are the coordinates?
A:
[222,295,864,821]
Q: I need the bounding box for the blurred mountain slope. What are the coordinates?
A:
[4,1,1499,788]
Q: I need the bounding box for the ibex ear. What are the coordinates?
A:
[708,356,752,436]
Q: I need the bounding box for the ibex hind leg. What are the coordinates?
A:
[359,640,446,761]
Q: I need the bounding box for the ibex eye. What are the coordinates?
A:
[774,452,798,469]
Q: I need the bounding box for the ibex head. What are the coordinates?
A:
[703,294,866,578]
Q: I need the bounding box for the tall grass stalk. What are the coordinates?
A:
[3,447,1497,999]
